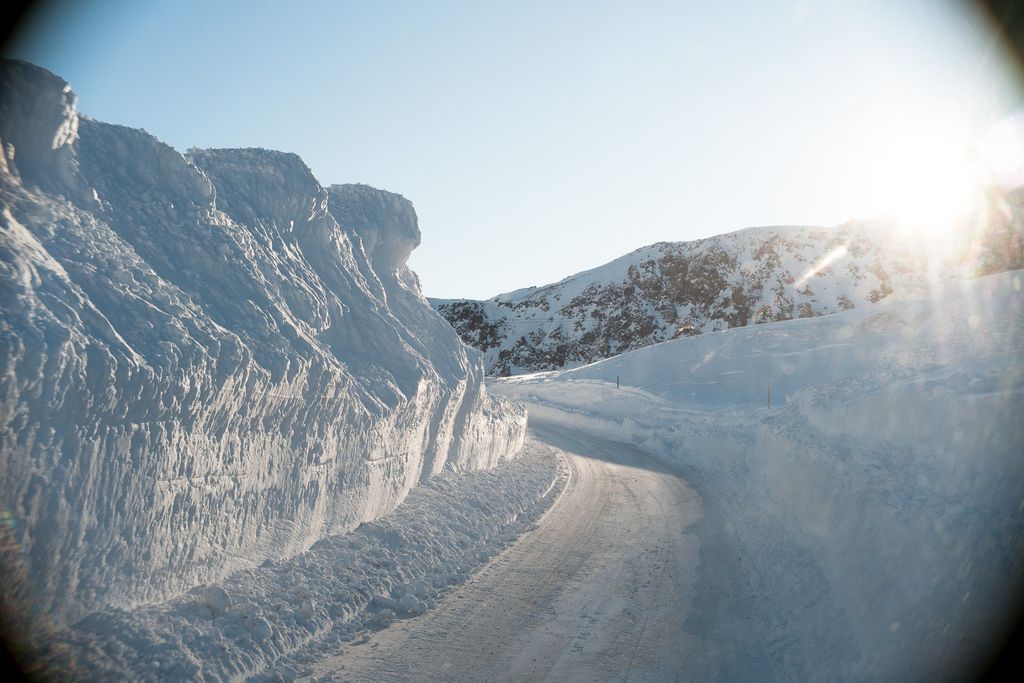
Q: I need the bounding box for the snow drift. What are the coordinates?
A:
[0,59,525,626]
[493,268,1024,679]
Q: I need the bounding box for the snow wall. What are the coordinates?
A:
[0,59,526,625]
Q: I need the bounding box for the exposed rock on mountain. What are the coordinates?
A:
[0,59,525,625]
[432,224,924,375]
[435,205,1022,376]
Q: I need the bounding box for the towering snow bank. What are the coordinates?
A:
[327,183,421,273]
[0,60,525,626]
[0,59,82,195]
[325,183,525,474]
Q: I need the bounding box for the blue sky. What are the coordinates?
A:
[5,0,1022,298]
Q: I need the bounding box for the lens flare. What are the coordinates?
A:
[796,244,849,289]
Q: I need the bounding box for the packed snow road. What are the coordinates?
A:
[303,420,712,682]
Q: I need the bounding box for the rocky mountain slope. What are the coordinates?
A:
[434,200,1022,376]
[0,59,525,626]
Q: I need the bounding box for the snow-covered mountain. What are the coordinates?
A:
[0,59,525,625]
[434,204,1022,376]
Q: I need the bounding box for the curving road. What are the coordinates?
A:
[304,420,714,682]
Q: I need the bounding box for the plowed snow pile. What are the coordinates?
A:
[62,439,566,681]
[494,268,1024,680]
[0,55,526,655]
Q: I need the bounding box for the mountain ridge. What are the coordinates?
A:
[433,208,1022,376]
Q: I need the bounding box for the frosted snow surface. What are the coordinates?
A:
[0,59,526,627]
[493,268,1024,680]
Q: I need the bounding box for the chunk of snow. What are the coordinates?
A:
[201,586,231,616]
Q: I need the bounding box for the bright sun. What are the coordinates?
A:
[839,106,1024,248]
[884,139,982,231]
[857,114,983,239]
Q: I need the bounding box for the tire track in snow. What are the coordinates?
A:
[303,422,709,681]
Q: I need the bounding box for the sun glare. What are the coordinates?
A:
[887,144,982,232]
[859,114,985,242]
[978,111,1024,188]
[833,103,1024,260]
[796,244,849,289]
